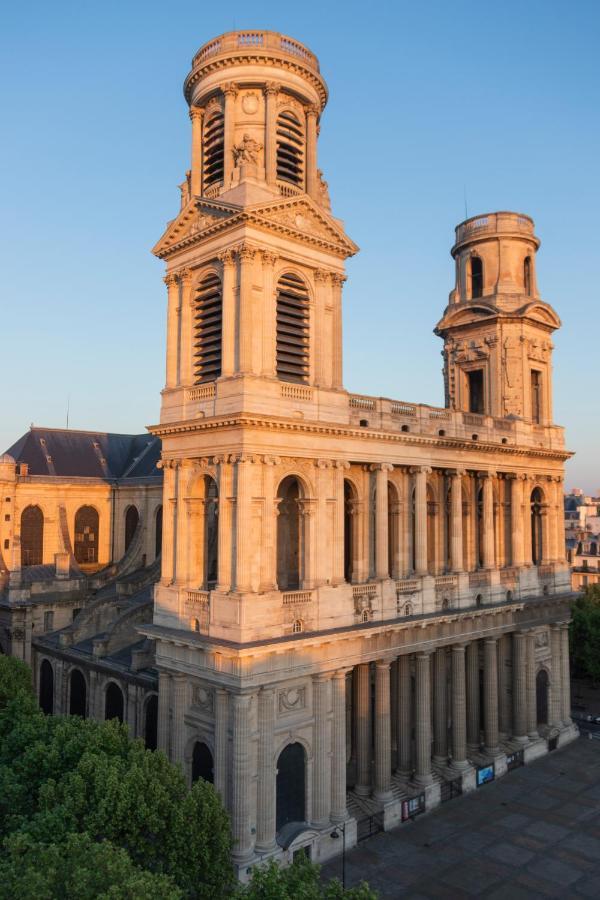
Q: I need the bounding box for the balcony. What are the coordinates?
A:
[191,31,320,73]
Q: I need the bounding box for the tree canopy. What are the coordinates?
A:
[570,584,600,683]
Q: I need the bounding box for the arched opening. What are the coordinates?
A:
[530,370,542,424]
[74,506,99,565]
[144,694,158,750]
[524,256,532,295]
[105,682,124,722]
[470,256,483,298]
[276,111,304,186]
[276,742,306,831]
[194,273,222,384]
[344,480,356,583]
[203,110,224,187]
[387,481,398,578]
[192,741,214,784]
[444,483,452,571]
[154,506,163,559]
[39,659,54,715]
[531,488,544,566]
[203,476,218,589]
[477,486,484,569]
[277,476,303,590]
[292,618,304,633]
[427,485,437,574]
[124,506,139,553]
[69,669,87,718]
[462,487,470,571]
[536,669,549,725]
[21,505,43,566]
[276,273,309,383]
[591,542,598,556]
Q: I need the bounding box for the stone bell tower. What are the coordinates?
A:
[435,212,561,425]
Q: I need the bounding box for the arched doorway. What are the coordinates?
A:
[154,506,163,559]
[21,505,44,566]
[74,506,99,564]
[191,741,214,784]
[39,659,54,715]
[69,669,87,717]
[536,669,549,726]
[344,480,356,583]
[276,742,306,831]
[124,506,139,552]
[144,694,158,750]
[531,488,544,565]
[277,477,302,590]
[105,682,124,722]
[204,477,218,589]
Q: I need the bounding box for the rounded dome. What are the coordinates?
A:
[0,453,15,464]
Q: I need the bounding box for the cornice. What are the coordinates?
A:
[147,413,572,462]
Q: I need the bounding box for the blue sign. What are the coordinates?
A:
[477,764,495,786]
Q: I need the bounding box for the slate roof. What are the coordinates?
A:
[4,428,162,480]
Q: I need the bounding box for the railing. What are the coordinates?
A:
[396,579,419,594]
[192,31,320,72]
[188,384,216,401]
[469,571,490,588]
[282,590,313,605]
[391,401,417,417]
[281,383,313,402]
[352,583,377,598]
[455,212,534,244]
[349,395,376,411]
[277,181,303,197]
[500,568,518,584]
[187,590,210,606]
[204,183,221,199]
[435,575,457,589]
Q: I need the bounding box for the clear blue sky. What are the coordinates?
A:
[1,1,598,490]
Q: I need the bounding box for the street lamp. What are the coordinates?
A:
[330,823,346,889]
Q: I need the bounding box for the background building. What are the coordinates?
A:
[565,488,600,590]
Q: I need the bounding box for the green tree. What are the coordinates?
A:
[0,654,35,709]
[0,831,183,900]
[570,585,600,683]
[237,855,377,899]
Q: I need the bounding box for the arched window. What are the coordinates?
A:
[292,618,303,633]
[105,682,124,722]
[39,659,54,715]
[194,273,222,384]
[536,669,549,725]
[203,476,218,589]
[524,256,532,295]
[124,506,139,553]
[344,480,356,584]
[277,476,303,590]
[276,742,306,831]
[69,669,87,718]
[154,506,163,559]
[74,506,99,564]
[192,741,214,784]
[276,273,309,383]
[276,111,304,186]
[470,256,483,298]
[191,617,201,632]
[203,110,224,187]
[144,694,158,750]
[531,488,544,566]
[21,505,43,566]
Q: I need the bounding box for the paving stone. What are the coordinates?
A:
[558,831,600,861]
[527,857,583,887]
[525,821,570,843]
[487,841,535,867]
[496,812,532,830]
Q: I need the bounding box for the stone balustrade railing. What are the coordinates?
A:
[192,31,319,72]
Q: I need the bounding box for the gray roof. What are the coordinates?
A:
[5,427,162,480]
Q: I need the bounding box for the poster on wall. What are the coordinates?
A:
[476,764,495,787]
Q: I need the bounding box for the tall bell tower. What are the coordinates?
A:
[435,212,561,425]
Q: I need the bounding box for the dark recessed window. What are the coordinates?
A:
[194,273,223,384]
[467,369,484,414]
[276,272,309,383]
[276,111,304,186]
[203,110,224,187]
[470,256,483,298]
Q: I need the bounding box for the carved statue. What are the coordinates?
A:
[317,169,331,210]
[233,133,262,166]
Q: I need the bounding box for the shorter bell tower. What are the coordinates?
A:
[435,211,561,425]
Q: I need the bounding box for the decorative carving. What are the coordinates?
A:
[317,169,331,210]
[163,273,178,288]
[261,250,278,266]
[189,106,203,122]
[241,92,259,115]
[217,249,234,266]
[535,631,549,648]
[278,686,306,714]
[192,685,214,712]
[265,81,281,96]
[233,133,262,166]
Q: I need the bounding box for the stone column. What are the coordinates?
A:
[164,274,180,390]
[178,270,194,386]
[259,458,278,592]
[264,82,279,186]
[157,671,171,756]
[222,83,237,187]
[216,458,233,592]
[235,457,253,593]
[526,632,539,739]
[523,478,533,566]
[189,106,203,197]
[160,463,176,585]
[231,693,254,862]
[219,250,235,377]
[171,675,187,767]
[261,251,278,378]
[330,274,345,390]
[549,625,563,728]
[466,641,480,751]
[560,624,572,725]
[214,688,229,805]
[433,648,448,765]
[374,464,392,580]
[354,663,371,797]
[400,471,411,578]
[413,467,430,576]
[414,652,433,784]
[256,687,276,851]
[555,478,566,562]
[483,639,500,755]
[396,654,412,775]
[305,104,318,200]
[451,644,469,769]
[497,635,511,738]
[237,244,256,375]
[482,473,495,569]
[512,632,528,742]
[331,670,349,822]
[332,462,348,585]
[450,470,464,573]
[312,675,332,826]
[314,270,328,388]
[510,476,524,568]
[374,660,393,802]
[174,462,191,585]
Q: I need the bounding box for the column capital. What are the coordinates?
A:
[177,267,193,286]
[410,465,432,476]
[330,273,347,287]
[315,458,333,469]
[189,105,204,122]
[370,462,394,473]
[477,470,497,480]
[234,242,256,262]
[451,642,467,653]
[264,80,281,95]
[261,249,278,266]
[163,273,179,288]
[222,81,238,97]
[314,268,331,283]
[306,103,319,118]
[312,671,332,684]
[375,658,391,670]
[446,468,466,478]
[334,459,351,470]
[217,248,235,267]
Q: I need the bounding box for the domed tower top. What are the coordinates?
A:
[181,30,329,207]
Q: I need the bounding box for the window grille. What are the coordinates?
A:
[203,111,224,187]
[194,273,222,383]
[276,111,304,186]
[74,506,99,564]
[276,273,309,383]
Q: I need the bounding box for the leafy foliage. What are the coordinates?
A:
[0,653,35,710]
[237,855,377,899]
[570,585,600,683]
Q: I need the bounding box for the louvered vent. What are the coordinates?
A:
[194,273,222,384]
[276,273,309,383]
[276,111,304,186]
[203,111,224,187]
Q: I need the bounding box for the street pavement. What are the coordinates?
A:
[321,736,600,898]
